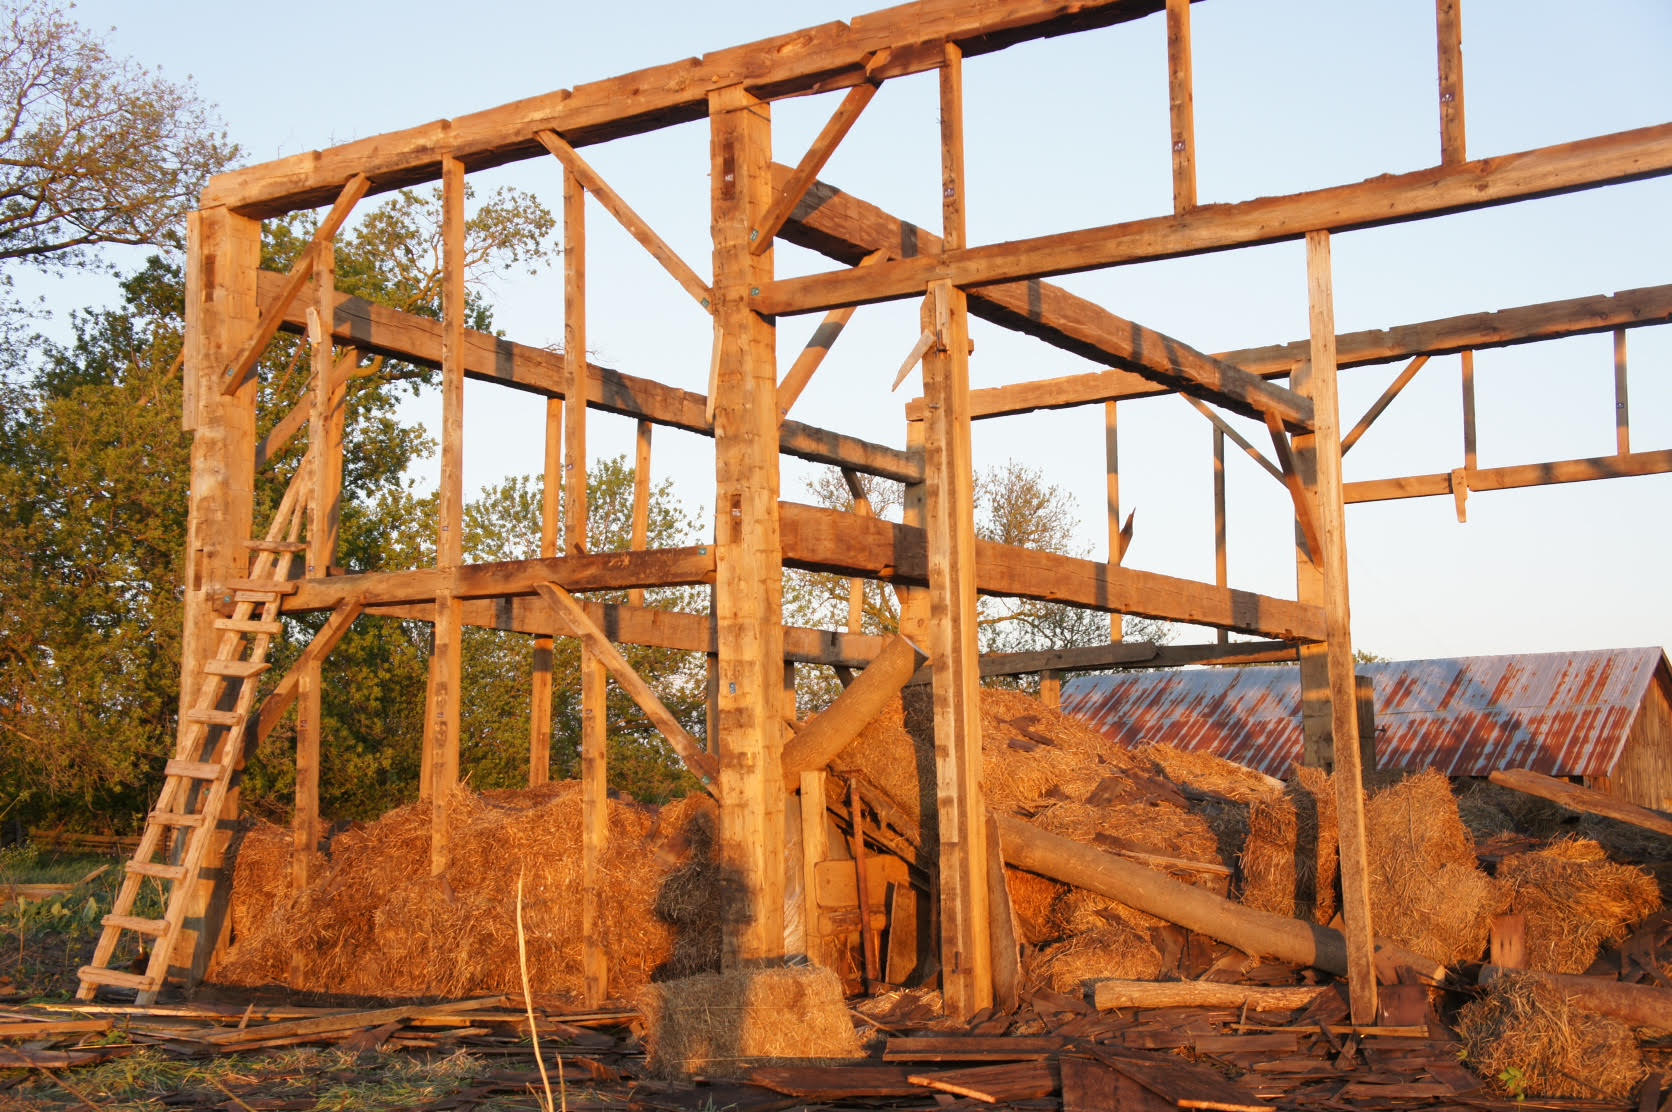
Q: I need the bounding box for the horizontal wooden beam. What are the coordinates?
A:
[779,172,1313,431]
[203,0,1167,218]
[280,547,717,613]
[779,502,1326,641]
[1344,449,1672,504]
[959,282,1672,418]
[967,638,1297,679]
[260,273,921,483]
[364,595,892,669]
[761,122,1672,315]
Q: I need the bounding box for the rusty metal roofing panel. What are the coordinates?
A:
[1059,647,1668,780]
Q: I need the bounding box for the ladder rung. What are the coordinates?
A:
[164,759,225,782]
[126,861,186,881]
[203,659,269,678]
[214,618,284,636]
[102,914,168,937]
[185,709,243,728]
[77,966,155,991]
[241,539,308,553]
[148,810,204,828]
[219,578,298,595]
[233,590,285,604]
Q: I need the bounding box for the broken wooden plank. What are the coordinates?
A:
[1096,1048,1273,1112]
[884,1035,1065,1062]
[201,995,505,1046]
[908,1060,1059,1103]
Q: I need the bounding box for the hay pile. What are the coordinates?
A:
[1457,972,1646,1099]
[637,966,864,1079]
[1032,923,1161,994]
[213,782,714,1000]
[1242,766,1339,925]
[1364,770,1503,966]
[1495,838,1661,974]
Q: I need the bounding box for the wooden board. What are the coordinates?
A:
[1488,768,1672,837]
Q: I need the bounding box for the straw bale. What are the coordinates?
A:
[1496,838,1662,974]
[1457,971,1645,1100]
[209,820,296,984]
[1005,867,1069,946]
[1365,769,1503,966]
[650,794,723,981]
[637,966,864,1080]
[1242,766,1339,925]
[1030,923,1162,996]
[214,782,695,1001]
[1135,743,1281,804]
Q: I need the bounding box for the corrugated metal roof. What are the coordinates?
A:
[1059,647,1670,780]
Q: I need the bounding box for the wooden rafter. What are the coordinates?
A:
[536,129,712,309]
[222,174,369,395]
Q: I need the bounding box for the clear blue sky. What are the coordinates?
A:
[53,0,1672,661]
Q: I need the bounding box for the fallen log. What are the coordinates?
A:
[1479,965,1672,1030]
[1488,768,1672,839]
[1091,980,1328,1013]
[782,635,926,789]
[994,815,1447,984]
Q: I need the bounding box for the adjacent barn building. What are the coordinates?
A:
[1061,648,1672,810]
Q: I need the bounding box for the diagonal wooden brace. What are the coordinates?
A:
[751,72,884,256]
[1265,411,1325,568]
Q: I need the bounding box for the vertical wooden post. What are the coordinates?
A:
[927,40,992,1019]
[1213,425,1229,647]
[427,155,466,876]
[799,770,828,966]
[564,167,589,558]
[711,84,787,967]
[1105,401,1123,641]
[529,397,561,786]
[844,470,872,633]
[1436,0,1467,165]
[293,664,321,890]
[899,418,931,644]
[1039,670,1061,709]
[1291,359,1330,768]
[176,205,259,984]
[1165,0,1197,212]
[1299,230,1378,1025]
[628,419,652,608]
[580,650,608,1004]
[1460,350,1477,471]
[1613,329,1630,455]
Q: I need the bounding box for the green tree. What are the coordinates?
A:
[0,1,236,267]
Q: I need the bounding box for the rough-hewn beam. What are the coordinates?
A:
[280,548,717,612]
[780,172,1313,431]
[1344,449,1672,505]
[259,273,920,483]
[203,0,1169,218]
[779,502,1326,642]
[965,638,1295,679]
[761,122,1672,314]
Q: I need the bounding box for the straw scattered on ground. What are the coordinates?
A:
[1364,769,1504,966]
[637,966,864,1079]
[1029,923,1162,996]
[1456,971,1646,1100]
[1495,837,1661,974]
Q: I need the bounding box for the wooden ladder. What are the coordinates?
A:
[77,470,311,1003]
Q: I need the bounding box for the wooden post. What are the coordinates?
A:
[293,663,321,891]
[580,649,608,1005]
[711,84,786,967]
[529,396,561,787]
[1299,230,1377,1024]
[1039,670,1061,709]
[925,40,992,1019]
[427,155,466,876]
[564,165,588,558]
[1460,349,1477,471]
[1213,425,1228,647]
[628,419,652,608]
[175,205,259,985]
[844,470,871,634]
[898,418,931,644]
[800,769,828,966]
[1165,0,1197,211]
[1105,401,1123,641]
[1436,0,1467,165]
[1613,329,1630,455]
[1292,363,1330,769]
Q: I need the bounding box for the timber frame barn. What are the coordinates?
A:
[75,0,1670,1026]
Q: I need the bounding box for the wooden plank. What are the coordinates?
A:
[580,648,608,1006]
[221,174,368,394]
[537,129,711,308]
[760,122,1672,314]
[908,1060,1058,1103]
[563,162,589,558]
[1489,768,1672,838]
[985,811,1022,1014]
[427,155,467,875]
[1106,401,1122,639]
[529,392,561,786]
[203,0,1173,217]
[800,770,828,967]
[1093,981,1328,1012]
[1097,1050,1273,1112]
[782,175,1312,432]
[627,420,652,608]
[753,80,881,255]
[711,84,787,967]
[1340,355,1429,455]
[779,502,1328,642]
[886,1036,1066,1062]
[1302,232,1377,1025]
[1344,449,1672,504]
[257,271,921,483]
[534,582,717,787]
[1436,0,1467,164]
[1062,1057,1132,1112]
[745,1064,925,1099]
[1165,0,1196,212]
[292,661,321,890]
[1615,328,1631,454]
[1213,426,1228,646]
[202,996,504,1046]
[1460,350,1477,471]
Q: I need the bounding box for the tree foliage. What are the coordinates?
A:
[0,1,237,267]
